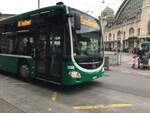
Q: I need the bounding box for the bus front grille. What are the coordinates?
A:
[78,61,101,69]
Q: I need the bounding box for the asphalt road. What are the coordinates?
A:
[0,68,150,113]
[104,70,150,98]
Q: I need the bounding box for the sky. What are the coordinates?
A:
[0,0,124,18]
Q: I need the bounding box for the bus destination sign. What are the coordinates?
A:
[80,16,98,29]
[18,20,31,27]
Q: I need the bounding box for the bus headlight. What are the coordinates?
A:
[68,71,81,78]
[102,67,104,72]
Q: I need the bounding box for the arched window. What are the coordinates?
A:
[109,33,112,37]
[117,31,121,40]
[137,28,140,36]
[109,33,112,41]
[129,28,134,37]
[117,31,121,48]
[113,34,115,41]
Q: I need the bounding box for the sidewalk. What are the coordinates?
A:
[0,98,25,113]
[107,52,150,76]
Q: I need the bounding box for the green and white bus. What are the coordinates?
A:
[0,2,104,85]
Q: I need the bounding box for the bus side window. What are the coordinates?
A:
[0,36,11,54]
[37,35,46,60]
[8,38,13,54]
[18,38,27,55]
[17,37,34,56]
[26,37,34,56]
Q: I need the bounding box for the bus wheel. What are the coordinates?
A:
[19,62,31,82]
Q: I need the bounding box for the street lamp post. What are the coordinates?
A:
[117,35,121,65]
[38,0,40,9]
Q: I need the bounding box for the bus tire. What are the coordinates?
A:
[18,61,32,82]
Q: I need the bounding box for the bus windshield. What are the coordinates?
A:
[72,15,103,62]
[69,8,104,69]
[74,24,102,57]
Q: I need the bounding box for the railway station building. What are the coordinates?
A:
[101,0,150,52]
[0,13,14,20]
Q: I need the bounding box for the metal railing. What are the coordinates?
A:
[105,52,121,66]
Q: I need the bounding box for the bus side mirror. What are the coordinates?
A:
[74,13,81,30]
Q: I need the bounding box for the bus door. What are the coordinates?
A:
[36,34,48,76]
[36,27,63,81]
[48,27,63,80]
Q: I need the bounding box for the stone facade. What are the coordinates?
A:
[0,13,15,20]
[102,0,150,53]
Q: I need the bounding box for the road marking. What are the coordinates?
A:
[51,92,58,102]
[73,104,133,110]
[48,108,52,112]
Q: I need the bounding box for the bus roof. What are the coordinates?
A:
[0,4,99,28]
[0,5,66,27]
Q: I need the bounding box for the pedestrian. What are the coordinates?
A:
[132,55,139,69]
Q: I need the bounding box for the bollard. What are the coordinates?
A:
[104,56,110,70]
